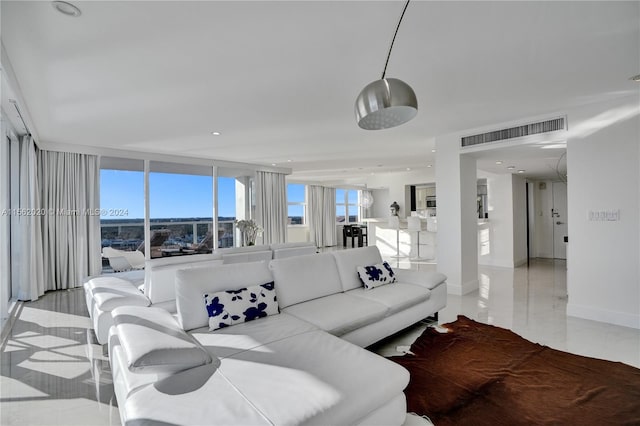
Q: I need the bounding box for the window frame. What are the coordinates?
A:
[336,188,360,224]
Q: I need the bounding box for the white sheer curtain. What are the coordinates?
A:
[39,150,101,290]
[255,170,287,244]
[308,185,336,247]
[12,135,45,301]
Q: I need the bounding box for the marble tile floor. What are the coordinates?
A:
[1,256,638,425]
[372,257,640,370]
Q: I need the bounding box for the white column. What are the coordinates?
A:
[435,133,478,295]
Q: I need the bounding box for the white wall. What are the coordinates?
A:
[512,175,528,266]
[436,135,479,295]
[479,172,515,267]
[567,95,640,329]
[370,188,390,218]
[475,172,527,268]
[287,226,309,243]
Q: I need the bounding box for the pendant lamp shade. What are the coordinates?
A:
[355,78,418,130]
[354,1,417,130]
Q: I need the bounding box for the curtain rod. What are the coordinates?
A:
[8,99,31,135]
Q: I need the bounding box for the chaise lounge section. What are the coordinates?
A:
[108,246,447,425]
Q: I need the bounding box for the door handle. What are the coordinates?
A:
[556,221,564,225]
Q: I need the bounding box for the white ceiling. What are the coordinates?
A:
[2,1,639,183]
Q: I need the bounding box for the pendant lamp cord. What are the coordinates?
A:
[381,0,411,80]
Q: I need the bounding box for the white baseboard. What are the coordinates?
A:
[447,278,479,296]
[567,303,640,329]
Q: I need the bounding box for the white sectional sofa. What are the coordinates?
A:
[108,246,447,425]
[85,242,319,345]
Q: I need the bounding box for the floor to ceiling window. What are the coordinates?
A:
[149,161,213,258]
[99,158,144,267]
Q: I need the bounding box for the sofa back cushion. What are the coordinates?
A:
[222,250,273,264]
[332,246,383,291]
[175,261,273,331]
[270,242,317,259]
[269,252,343,309]
[144,255,223,304]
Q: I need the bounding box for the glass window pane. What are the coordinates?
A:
[287,183,305,203]
[336,205,346,222]
[149,172,213,258]
[100,170,144,268]
[288,205,304,225]
[336,189,345,203]
[347,190,358,204]
[217,176,236,248]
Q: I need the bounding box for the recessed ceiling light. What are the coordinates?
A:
[271,163,276,166]
[507,166,516,170]
[495,160,503,165]
[630,74,640,82]
[287,159,292,162]
[52,1,81,17]
[427,164,432,168]
[406,167,411,171]
[431,149,436,153]
[370,172,375,175]
[211,131,221,136]
[517,170,525,173]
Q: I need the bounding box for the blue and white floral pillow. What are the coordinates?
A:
[357,261,397,290]
[204,282,279,331]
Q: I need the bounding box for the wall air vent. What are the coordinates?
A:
[461,117,565,148]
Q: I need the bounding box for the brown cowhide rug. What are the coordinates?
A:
[389,315,640,426]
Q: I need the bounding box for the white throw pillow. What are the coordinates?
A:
[357,261,397,290]
[204,282,279,331]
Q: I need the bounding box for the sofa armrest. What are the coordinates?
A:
[393,269,447,290]
[89,277,151,312]
[112,306,216,374]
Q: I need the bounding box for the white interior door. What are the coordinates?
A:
[552,182,568,259]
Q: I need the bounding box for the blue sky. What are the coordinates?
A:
[100,170,237,219]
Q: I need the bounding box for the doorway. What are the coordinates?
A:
[552,182,568,259]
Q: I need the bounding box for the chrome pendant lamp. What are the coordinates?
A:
[355,0,417,130]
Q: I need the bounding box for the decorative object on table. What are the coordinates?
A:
[235,219,263,246]
[389,315,640,426]
[355,0,417,130]
[390,201,400,216]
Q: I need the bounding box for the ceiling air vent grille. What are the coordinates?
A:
[461,117,565,147]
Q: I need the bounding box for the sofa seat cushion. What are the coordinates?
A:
[119,364,271,426]
[220,330,410,425]
[346,283,431,315]
[88,277,150,312]
[283,293,388,336]
[191,312,318,358]
[116,330,409,426]
[393,268,447,290]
